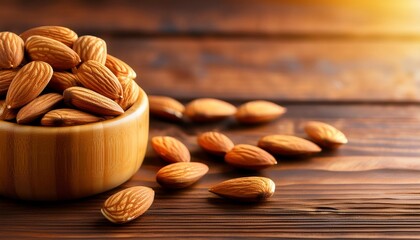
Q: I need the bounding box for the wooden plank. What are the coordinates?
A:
[2,104,420,238]
[106,38,420,101]
[1,0,420,36]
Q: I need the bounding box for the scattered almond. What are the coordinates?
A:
[184,98,237,122]
[101,186,154,224]
[156,162,209,189]
[73,35,107,64]
[76,60,123,100]
[197,131,234,156]
[116,80,140,110]
[304,121,348,148]
[17,93,63,124]
[20,26,78,47]
[0,31,24,69]
[25,35,81,70]
[48,71,79,93]
[258,135,321,156]
[5,61,53,109]
[209,176,275,202]
[236,100,286,124]
[105,54,137,79]
[148,95,185,122]
[0,69,18,95]
[41,108,103,126]
[151,136,190,163]
[63,86,124,116]
[225,144,277,170]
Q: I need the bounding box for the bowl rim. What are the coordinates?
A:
[0,88,148,133]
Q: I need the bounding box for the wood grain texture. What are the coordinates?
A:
[0,90,149,200]
[1,104,420,238]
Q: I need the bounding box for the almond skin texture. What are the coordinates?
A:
[304,121,348,149]
[0,100,17,120]
[41,108,103,126]
[0,69,18,95]
[20,26,78,47]
[63,86,124,116]
[151,136,191,163]
[197,132,234,156]
[224,144,277,170]
[148,95,185,122]
[5,61,53,109]
[25,35,81,70]
[105,54,137,79]
[258,135,321,156]
[48,71,79,93]
[185,98,237,122]
[101,186,154,224]
[73,35,107,64]
[0,32,24,69]
[116,80,140,110]
[17,93,63,124]
[156,162,209,189]
[236,100,286,124]
[209,177,275,202]
[76,60,123,100]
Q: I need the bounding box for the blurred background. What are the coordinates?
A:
[2,0,420,102]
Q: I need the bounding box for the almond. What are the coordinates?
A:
[151,136,190,163]
[25,35,81,70]
[0,32,24,69]
[73,35,107,64]
[184,98,237,122]
[0,69,18,95]
[48,71,79,93]
[41,108,103,126]
[258,135,321,156]
[156,162,209,189]
[235,100,286,124]
[197,131,234,156]
[0,100,17,120]
[20,26,78,47]
[101,186,154,224]
[209,176,275,202]
[76,60,123,100]
[148,95,185,122]
[5,61,53,109]
[105,54,137,79]
[63,86,124,116]
[116,80,140,111]
[304,121,348,148]
[224,144,277,170]
[16,93,63,124]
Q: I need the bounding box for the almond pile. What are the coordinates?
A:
[0,26,140,126]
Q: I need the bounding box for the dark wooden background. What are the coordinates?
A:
[2,0,420,239]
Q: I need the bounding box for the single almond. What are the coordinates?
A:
[0,69,18,95]
[258,135,321,156]
[116,80,140,110]
[184,98,237,122]
[101,186,154,224]
[148,95,185,122]
[76,60,123,100]
[0,32,24,69]
[20,26,78,47]
[48,71,79,93]
[41,108,103,126]
[151,136,190,163]
[304,121,348,148]
[105,54,137,79]
[224,144,277,170]
[209,177,275,202]
[236,100,286,124]
[156,162,209,189]
[5,61,53,109]
[25,35,81,70]
[0,100,17,120]
[17,93,63,124]
[197,131,234,156]
[73,35,107,64]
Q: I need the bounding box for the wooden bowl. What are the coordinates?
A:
[0,89,149,201]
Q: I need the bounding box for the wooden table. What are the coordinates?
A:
[2,1,420,239]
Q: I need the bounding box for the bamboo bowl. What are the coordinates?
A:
[0,89,149,201]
